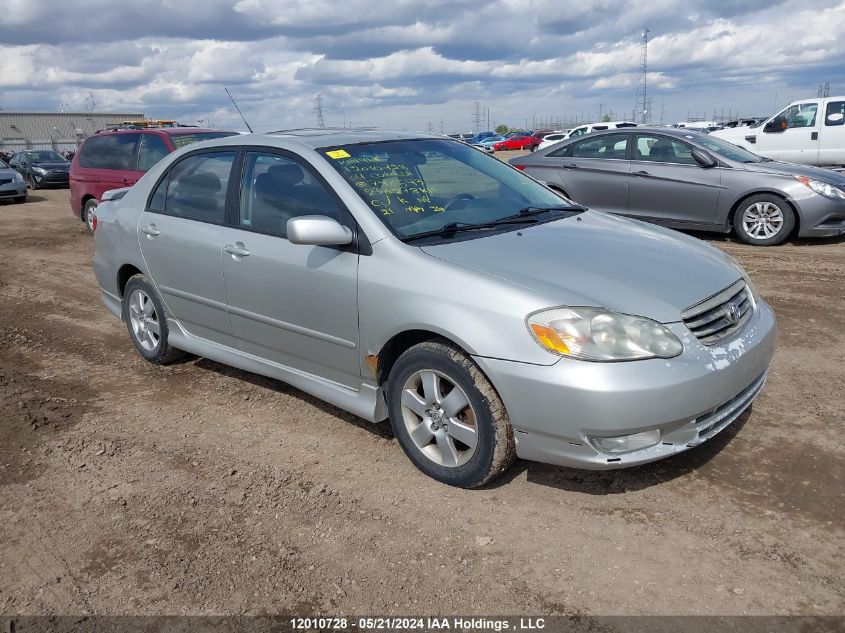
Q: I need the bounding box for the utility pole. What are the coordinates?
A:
[314,93,326,128]
[633,27,650,124]
[427,121,433,133]
[439,120,445,134]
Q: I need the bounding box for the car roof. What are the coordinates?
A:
[579,126,704,139]
[216,127,444,150]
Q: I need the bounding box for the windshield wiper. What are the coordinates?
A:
[514,205,586,216]
[403,217,539,242]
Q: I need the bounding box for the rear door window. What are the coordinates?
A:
[163,151,236,224]
[825,101,845,126]
[634,135,696,164]
[78,134,140,170]
[551,134,628,158]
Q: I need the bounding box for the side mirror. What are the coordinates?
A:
[691,148,718,168]
[764,117,785,133]
[287,215,353,246]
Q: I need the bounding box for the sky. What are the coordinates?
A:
[1,0,844,133]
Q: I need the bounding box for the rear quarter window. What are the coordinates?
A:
[78,134,139,170]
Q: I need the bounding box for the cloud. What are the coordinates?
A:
[0,0,843,132]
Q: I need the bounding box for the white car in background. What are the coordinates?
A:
[564,121,637,140]
[536,131,571,151]
[711,96,845,166]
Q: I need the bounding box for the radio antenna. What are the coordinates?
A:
[225,87,254,133]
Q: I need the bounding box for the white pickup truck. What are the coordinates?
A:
[711,96,845,167]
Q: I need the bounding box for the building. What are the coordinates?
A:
[0,112,144,153]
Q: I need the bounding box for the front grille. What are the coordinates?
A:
[681,279,753,345]
[0,178,11,185]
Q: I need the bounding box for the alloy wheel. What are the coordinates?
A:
[127,289,161,351]
[741,201,784,240]
[400,369,478,468]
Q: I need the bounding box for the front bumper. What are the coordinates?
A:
[0,180,27,198]
[474,300,777,470]
[794,193,845,237]
[32,171,70,187]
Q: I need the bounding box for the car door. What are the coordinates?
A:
[626,133,721,225]
[221,150,361,388]
[757,101,821,164]
[137,149,237,347]
[819,99,845,165]
[543,133,630,214]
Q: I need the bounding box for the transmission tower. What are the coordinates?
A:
[314,93,326,128]
[472,101,482,133]
[633,27,650,124]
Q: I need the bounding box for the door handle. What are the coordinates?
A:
[562,162,578,169]
[632,170,651,177]
[224,243,250,258]
[811,131,819,141]
[141,224,160,237]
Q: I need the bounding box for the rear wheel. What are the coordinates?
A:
[83,199,98,233]
[386,341,515,488]
[122,274,185,364]
[734,194,795,246]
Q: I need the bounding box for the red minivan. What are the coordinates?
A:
[70,127,235,231]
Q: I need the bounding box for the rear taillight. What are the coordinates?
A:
[513,164,525,171]
[91,214,98,231]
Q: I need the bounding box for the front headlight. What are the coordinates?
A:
[12,172,23,182]
[527,307,683,361]
[796,176,845,200]
[32,166,48,175]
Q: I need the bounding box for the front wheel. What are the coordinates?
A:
[386,341,515,488]
[83,199,98,233]
[734,195,795,245]
[13,195,26,203]
[122,274,185,364]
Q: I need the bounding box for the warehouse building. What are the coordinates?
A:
[0,112,144,153]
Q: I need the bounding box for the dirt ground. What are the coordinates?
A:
[0,185,843,618]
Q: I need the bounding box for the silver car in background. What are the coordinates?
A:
[92,130,776,487]
[512,127,845,245]
[0,159,27,203]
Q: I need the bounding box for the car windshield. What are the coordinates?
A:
[322,139,574,240]
[167,131,237,149]
[687,134,763,163]
[26,150,65,162]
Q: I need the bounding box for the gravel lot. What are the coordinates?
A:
[1,185,843,617]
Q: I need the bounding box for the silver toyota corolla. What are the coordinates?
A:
[92,129,776,487]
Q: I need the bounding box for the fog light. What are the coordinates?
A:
[591,430,661,455]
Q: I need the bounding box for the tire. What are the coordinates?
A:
[734,194,795,246]
[83,199,98,233]
[27,175,39,190]
[122,274,185,365]
[386,341,515,488]
[13,195,26,203]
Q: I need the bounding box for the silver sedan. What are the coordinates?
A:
[511,127,845,245]
[92,129,776,487]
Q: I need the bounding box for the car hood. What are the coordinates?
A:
[742,160,845,185]
[420,211,742,323]
[0,167,19,177]
[33,162,70,170]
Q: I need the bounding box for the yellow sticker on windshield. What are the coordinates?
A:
[326,149,351,159]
